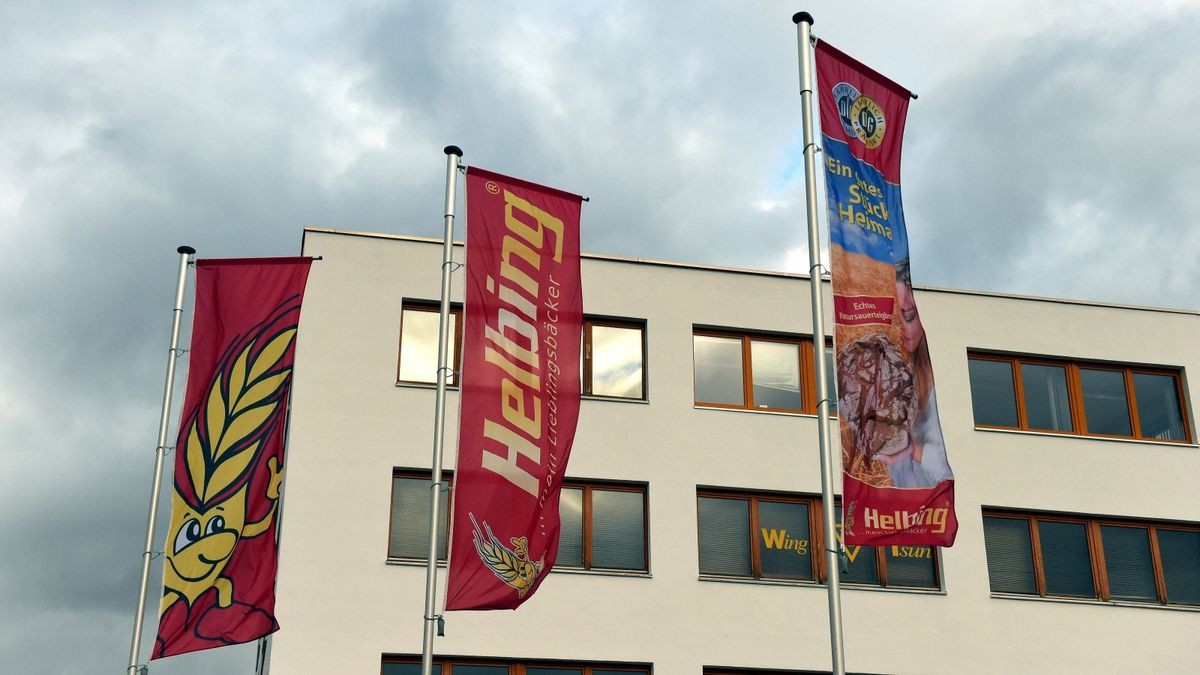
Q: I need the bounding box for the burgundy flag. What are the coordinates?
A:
[154,258,312,658]
[816,40,957,547]
[445,167,584,610]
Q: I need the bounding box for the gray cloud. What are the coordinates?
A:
[2,2,1197,673]
[906,6,1200,307]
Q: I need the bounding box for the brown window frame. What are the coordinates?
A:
[397,300,464,386]
[381,655,651,674]
[387,469,452,562]
[696,489,940,590]
[582,317,647,400]
[693,329,833,415]
[968,352,1191,443]
[982,508,1200,606]
[558,480,650,572]
[388,472,649,573]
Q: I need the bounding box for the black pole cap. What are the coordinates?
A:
[177,245,196,255]
[793,11,814,25]
[444,145,463,157]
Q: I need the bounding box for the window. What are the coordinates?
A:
[696,490,939,589]
[698,491,814,580]
[693,330,836,414]
[388,472,648,572]
[557,481,649,572]
[834,506,940,589]
[982,510,1200,606]
[967,354,1190,442]
[583,318,646,400]
[382,657,649,674]
[398,302,462,385]
[400,306,645,398]
[388,471,449,561]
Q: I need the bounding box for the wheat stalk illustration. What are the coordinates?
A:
[183,325,297,506]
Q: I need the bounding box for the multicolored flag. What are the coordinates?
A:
[445,167,584,610]
[816,40,957,547]
[153,257,312,659]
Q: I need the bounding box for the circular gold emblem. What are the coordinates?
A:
[485,181,501,195]
[849,95,886,149]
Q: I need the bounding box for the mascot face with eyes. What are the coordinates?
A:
[162,484,251,606]
[158,325,295,616]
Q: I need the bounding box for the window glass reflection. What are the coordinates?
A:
[824,345,838,413]
[1080,369,1131,436]
[1134,373,1186,440]
[399,309,456,384]
[694,335,744,405]
[1021,364,1072,431]
[557,488,584,567]
[968,359,1018,427]
[750,340,802,410]
[589,324,644,398]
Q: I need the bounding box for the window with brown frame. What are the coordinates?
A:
[388,471,648,573]
[558,481,648,572]
[693,330,836,414]
[381,656,651,674]
[388,471,450,561]
[967,353,1190,442]
[397,301,463,386]
[583,318,646,400]
[399,307,645,398]
[982,509,1200,606]
[696,489,939,589]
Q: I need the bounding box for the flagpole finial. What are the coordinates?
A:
[177,245,195,255]
[444,145,463,157]
[793,11,814,25]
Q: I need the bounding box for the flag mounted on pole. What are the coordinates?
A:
[445,167,584,611]
[816,40,958,547]
[153,257,312,659]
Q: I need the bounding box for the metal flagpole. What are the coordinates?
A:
[421,145,463,675]
[793,11,846,675]
[127,245,195,675]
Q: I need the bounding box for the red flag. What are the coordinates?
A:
[816,40,957,547]
[445,167,584,610]
[153,257,312,659]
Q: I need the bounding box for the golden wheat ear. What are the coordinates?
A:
[471,515,522,585]
[185,327,297,505]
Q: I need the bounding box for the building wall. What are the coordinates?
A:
[271,229,1200,674]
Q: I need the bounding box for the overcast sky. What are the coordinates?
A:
[3,1,1199,673]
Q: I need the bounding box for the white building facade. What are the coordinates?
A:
[270,229,1200,675]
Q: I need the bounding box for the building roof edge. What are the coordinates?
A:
[301,227,1200,317]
